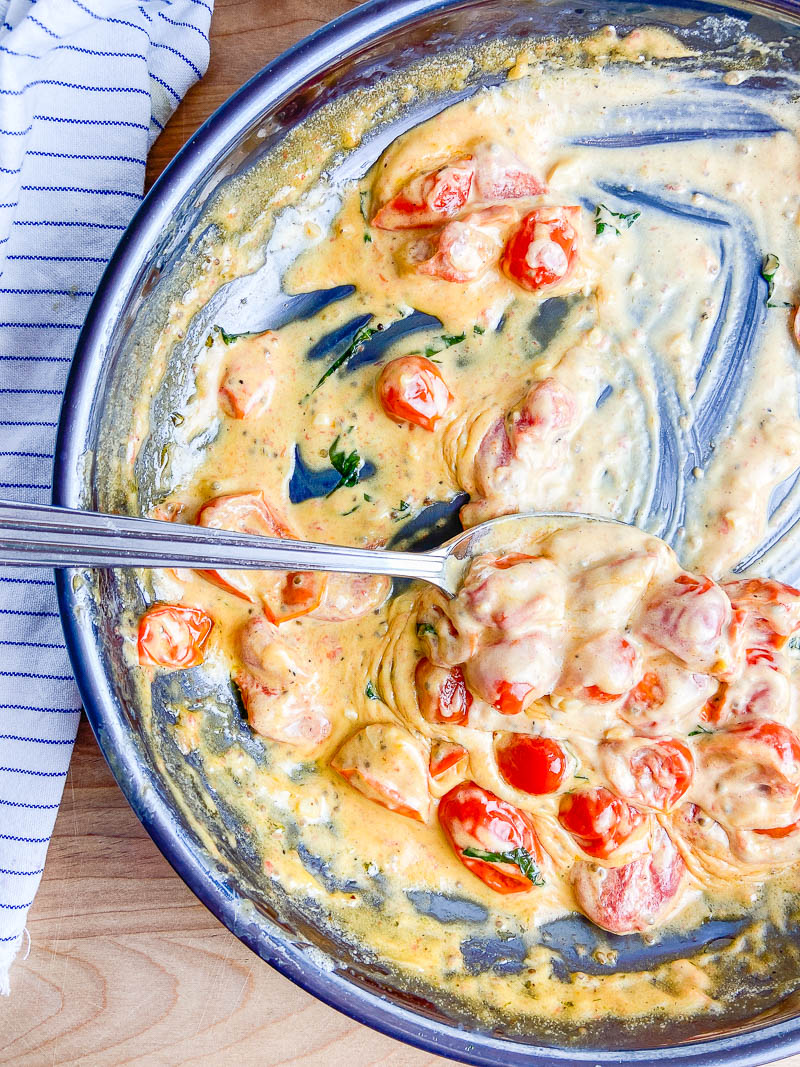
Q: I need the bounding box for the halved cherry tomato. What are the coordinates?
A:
[601,738,693,811]
[415,658,472,725]
[494,734,569,794]
[429,740,468,778]
[332,723,430,822]
[137,604,213,669]
[196,491,325,622]
[571,824,685,934]
[502,206,580,291]
[473,143,547,201]
[623,671,665,719]
[415,206,515,283]
[196,490,293,600]
[264,571,327,625]
[218,332,277,420]
[557,631,643,703]
[558,787,645,859]
[377,355,453,431]
[438,780,543,894]
[723,577,800,647]
[510,377,576,441]
[372,158,475,230]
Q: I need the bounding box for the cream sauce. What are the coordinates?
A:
[125,30,800,1030]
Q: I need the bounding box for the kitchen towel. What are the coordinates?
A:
[0,0,213,995]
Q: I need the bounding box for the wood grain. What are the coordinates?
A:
[1,2,799,1063]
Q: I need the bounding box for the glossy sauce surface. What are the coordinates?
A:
[126,31,800,1028]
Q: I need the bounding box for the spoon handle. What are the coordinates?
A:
[0,500,449,588]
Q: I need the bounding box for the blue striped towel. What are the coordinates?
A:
[0,0,213,995]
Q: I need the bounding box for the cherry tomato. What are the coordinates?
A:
[415,658,472,725]
[218,332,277,420]
[571,824,685,934]
[377,355,453,431]
[332,723,430,822]
[602,738,694,811]
[473,143,547,201]
[794,306,800,349]
[415,206,515,283]
[510,377,576,442]
[264,571,327,625]
[502,207,580,291]
[372,158,475,230]
[438,780,544,894]
[557,631,643,703]
[196,491,325,622]
[622,671,665,720]
[494,734,569,794]
[558,787,645,859]
[464,633,562,715]
[723,577,800,646]
[639,572,731,672]
[196,490,293,600]
[695,719,800,831]
[429,740,468,778]
[137,604,213,669]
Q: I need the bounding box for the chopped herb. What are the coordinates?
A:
[788,634,800,652]
[573,773,589,781]
[425,333,466,357]
[309,321,377,395]
[213,324,249,345]
[363,493,374,503]
[205,334,213,347]
[473,324,485,335]
[595,204,641,236]
[327,435,363,497]
[688,724,713,736]
[359,190,370,222]
[364,232,372,243]
[341,504,360,516]
[365,680,380,700]
[391,499,410,521]
[417,622,437,638]
[169,411,185,426]
[761,253,790,307]
[462,846,545,887]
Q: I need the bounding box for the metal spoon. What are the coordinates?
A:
[0,500,622,597]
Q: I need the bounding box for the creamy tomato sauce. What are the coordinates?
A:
[124,30,800,1029]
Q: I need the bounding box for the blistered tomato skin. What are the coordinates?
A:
[639,573,732,672]
[415,659,472,725]
[572,825,685,934]
[415,206,515,283]
[438,781,544,894]
[137,604,213,669]
[472,143,547,201]
[502,207,580,291]
[600,737,694,811]
[558,787,645,859]
[495,734,570,794]
[372,158,475,230]
[377,355,453,431]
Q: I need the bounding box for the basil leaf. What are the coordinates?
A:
[595,204,641,236]
[462,846,545,887]
[417,622,437,638]
[364,232,372,243]
[327,435,364,497]
[365,680,380,700]
[213,324,251,345]
[310,322,377,395]
[688,724,713,736]
[761,253,790,307]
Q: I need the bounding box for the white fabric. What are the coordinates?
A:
[0,0,212,995]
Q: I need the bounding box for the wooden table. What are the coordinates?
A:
[0,2,798,1063]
